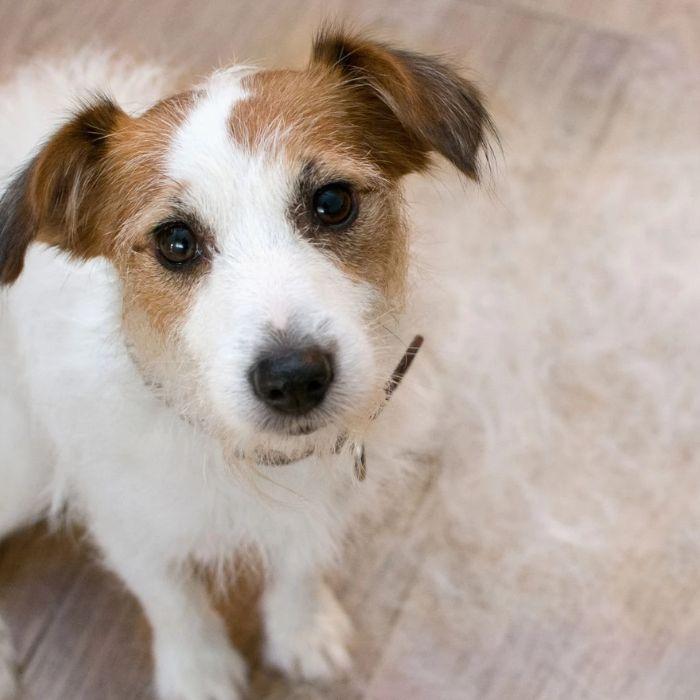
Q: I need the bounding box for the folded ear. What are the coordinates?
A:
[311,29,496,180]
[0,97,127,285]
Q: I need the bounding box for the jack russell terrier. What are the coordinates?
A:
[0,28,493,700]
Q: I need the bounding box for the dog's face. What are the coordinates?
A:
[0,31,493,458]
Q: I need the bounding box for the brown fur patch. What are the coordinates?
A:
[233,67,427,181]
[0,98,127,284]
[101,91,210,337]
[311,28,496,180]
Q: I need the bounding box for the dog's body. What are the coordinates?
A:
[1,240,367,696]
[0,33,491,699]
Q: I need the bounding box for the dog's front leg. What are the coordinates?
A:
[262,551,352,683]
[96,540,247,700]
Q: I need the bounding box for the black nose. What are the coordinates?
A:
[249,346,334,416]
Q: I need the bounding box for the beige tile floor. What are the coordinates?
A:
[1,1,699,698]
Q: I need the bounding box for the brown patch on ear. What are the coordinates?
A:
[0,97,128,285]
[311,28,496,179]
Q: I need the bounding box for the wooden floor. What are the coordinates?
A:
[1,1,699,698]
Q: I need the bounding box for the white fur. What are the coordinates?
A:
[0,55,438,699]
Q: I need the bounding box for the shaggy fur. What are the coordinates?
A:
[0,37,492,700]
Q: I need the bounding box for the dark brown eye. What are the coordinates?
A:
[156,223,200,267]
[312,183,357,228]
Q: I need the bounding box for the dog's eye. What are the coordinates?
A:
[155,223,200,267]
[312,183,357,228]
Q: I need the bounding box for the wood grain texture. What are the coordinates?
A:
[1,1,698,698]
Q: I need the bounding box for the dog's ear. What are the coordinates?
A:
[311,29,496,180]
[0,97,127,285]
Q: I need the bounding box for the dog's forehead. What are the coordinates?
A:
[167,70,263,187]
[163,69,296,239]
[165,67,378,204]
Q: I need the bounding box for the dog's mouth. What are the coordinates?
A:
[256,413,329,438]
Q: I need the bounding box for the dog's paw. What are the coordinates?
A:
[265,584,353,683]
[0,618,17,700]
[155,639,248,700]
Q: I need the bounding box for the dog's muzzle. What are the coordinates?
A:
[242,335,424,481]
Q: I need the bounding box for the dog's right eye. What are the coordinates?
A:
[155,223,201,268]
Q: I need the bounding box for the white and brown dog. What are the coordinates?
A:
[0,30,493,700]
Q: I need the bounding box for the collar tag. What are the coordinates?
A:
[353,443,367,481]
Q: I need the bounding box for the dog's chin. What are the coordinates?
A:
[256,415,335,447]
[258,411,336,437]
[229,419,340,464]
[248,397,349,439]
[282,422,323,437]
[215,408,334,453]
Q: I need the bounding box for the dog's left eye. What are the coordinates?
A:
[312,183,357,229]
[155,223,200,268]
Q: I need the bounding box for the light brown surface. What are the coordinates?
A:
[1,1,699,699]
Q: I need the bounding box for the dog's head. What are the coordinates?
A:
[0,30,494,458]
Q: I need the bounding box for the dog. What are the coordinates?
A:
[0,29,493,699]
